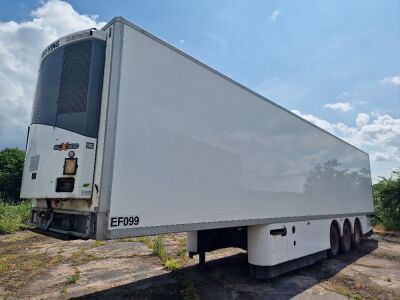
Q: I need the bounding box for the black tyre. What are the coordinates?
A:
[340,222,352,254]
[352,221,361,248]
[328,223,339,258]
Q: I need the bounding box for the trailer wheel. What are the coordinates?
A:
[328,224,339,258]
[340,222,352,254]
[352,220,361,248]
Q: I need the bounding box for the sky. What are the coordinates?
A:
[0,0,399,182]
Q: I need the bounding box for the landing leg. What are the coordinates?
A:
[197,251,207,270]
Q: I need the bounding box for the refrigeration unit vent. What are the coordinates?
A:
[57,40,92,115]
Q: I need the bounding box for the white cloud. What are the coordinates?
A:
[370,146,400,162]
[179,39,185,44]
[269,10,281,22]
[380,76,400,86]
[356,113,370,127]
[292,109,400,181]
[291,110,336,133]
[0,0,105,149]
[324,102,353,112]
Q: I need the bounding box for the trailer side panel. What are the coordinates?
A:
[105,22,373,236]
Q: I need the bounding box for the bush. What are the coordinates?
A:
[373,171,400,231]
[0,201,31,234]
[0,148,25,204]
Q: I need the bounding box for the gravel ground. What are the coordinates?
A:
[0,230,399,299]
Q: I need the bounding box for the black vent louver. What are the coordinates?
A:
[57,40,92,115]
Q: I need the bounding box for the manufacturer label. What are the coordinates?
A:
[41,40,59,58]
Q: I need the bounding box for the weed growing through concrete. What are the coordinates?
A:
[70,248,99,265]
[66,270,80,284]
[137,236,153,249]
[152,237,167,259]
[92,240,107,247]
[164,259,180,271]
[176,248,187,257]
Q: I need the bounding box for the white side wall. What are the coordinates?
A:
[107,23,373,231]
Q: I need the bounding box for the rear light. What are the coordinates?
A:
[56,177,75,192]
[63,158,78,175]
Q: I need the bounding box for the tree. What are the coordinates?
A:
[0,148,25,204]
[373,170,400,231]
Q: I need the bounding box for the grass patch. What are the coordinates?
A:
[21,259,43,270]
[0,201,30,234]
[119,237,136,242]
[323,273,398,300]
[152,237,167,259]
[0,252,57,293]
[60,287,67,294]
[50,254,64,264]
[70,248,100,265]
[0,262,8,272]
[332,286,363,300]
[178,238,186,247]
[176,248,187,257]
[371,251,400,262]
[65,270,80,284]
[91,240,107,247]
[137,236,153,249]
[164,259,180,271]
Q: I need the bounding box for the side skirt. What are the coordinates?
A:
[249,250,327,279]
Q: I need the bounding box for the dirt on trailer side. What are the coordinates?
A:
[0,230,399,299]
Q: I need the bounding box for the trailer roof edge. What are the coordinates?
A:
[102,16,368,156]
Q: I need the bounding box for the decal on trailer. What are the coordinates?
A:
[53,143,79,151]
[41,40,59,58]
[110,216,140,227]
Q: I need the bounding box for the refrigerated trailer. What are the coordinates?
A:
[21,17,374,278]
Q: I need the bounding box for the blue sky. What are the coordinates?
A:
[0,0,399,181]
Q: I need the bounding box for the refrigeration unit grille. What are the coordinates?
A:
[57,40,92,115]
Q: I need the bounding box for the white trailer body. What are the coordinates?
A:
[21,17,374,277]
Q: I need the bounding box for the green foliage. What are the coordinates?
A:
[152,236,167,259]
[0,148,25,204]
[0,201,31,234]
[137,236,153,248]
[164,259,180,271]
[65,272,80,284]
[176,248,187,257]
[91,240,107,247]
[373,170,400,231]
